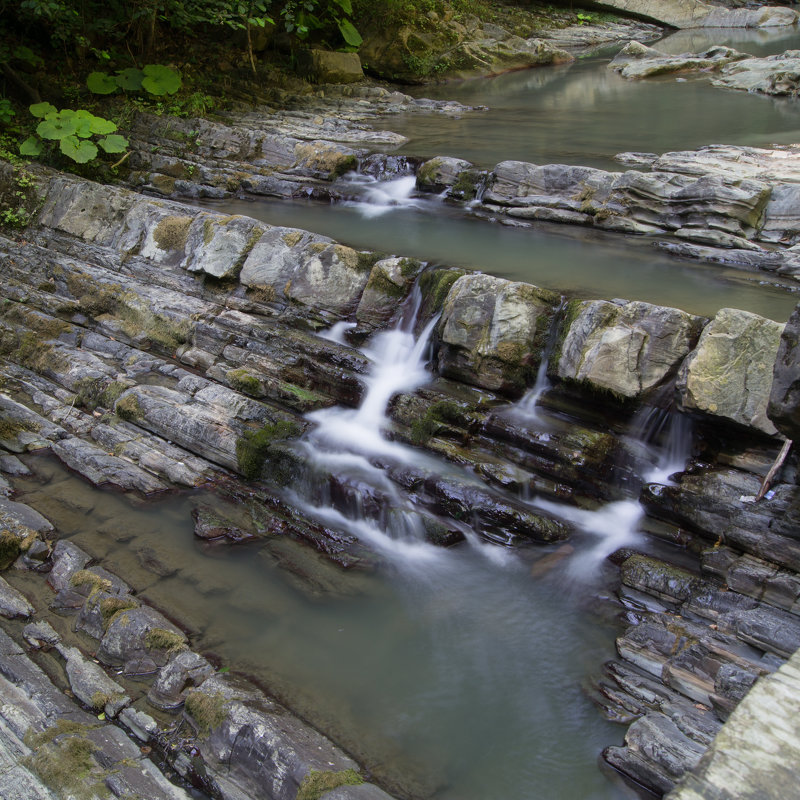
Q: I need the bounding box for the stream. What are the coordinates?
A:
[10,22,800,800]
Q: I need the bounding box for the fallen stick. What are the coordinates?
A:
[756,438,792,501]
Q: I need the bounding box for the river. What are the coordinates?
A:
[11,22,800,800]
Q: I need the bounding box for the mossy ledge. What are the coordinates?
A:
[297,769,364,800]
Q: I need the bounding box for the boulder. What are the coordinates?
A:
[183,214,265,280]
[768,302,800,440]
[713,50,800,97]
[609,41,746,79]
[299,49,364,84]
[677,308,784,434]
[416,156,476,193]
[555,299,703,399]
[355,257,423,329]
[437,273,558,393]
[589,0,798,28]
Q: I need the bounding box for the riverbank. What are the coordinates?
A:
[0,153,799,797]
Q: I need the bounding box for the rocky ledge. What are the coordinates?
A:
[415,144,800,280]
[611,40,800,97]
[1,164,800,799]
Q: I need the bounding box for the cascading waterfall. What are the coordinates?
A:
[337,173,422,218]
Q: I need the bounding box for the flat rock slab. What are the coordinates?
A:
[668,648,800,799]
[610,41,746,79]
[713,50,800,96]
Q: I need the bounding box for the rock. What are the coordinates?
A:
[355,257,423,329]
[119,707,158,742]
[59,645,130,716]
[51,436,168,494]
[97,605,186,669]
[768,302,800,440]
[0,578,33,619]
[760,183,800,246]
[320,786,396,800]
[620,555,703,604]
[22,621,60,650]
[437,273,558,393]
[677,308,784,435]
[191,506,256,544]
[712,49,800,97]
[590,0,798,29]
[240,227,371,316]
[609,41,746,79]
[0,497,54,537]
[605,712,706,794]
[147,650,215,710]
[0,456,30,476]
[299,49,365,84]
[46,540,91,592]
[554,299,703,399]
[416,157,475,193]
[182,214,265,280]
[668,648,800,800]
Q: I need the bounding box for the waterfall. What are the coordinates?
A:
[630,405,694,485]
[338,174,421,218]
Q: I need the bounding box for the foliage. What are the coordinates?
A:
[0,159,40,229]
[22,103,128,165]
[87,64,182,96]
[0,99,14,125]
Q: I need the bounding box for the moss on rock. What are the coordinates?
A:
[297,769,363,800]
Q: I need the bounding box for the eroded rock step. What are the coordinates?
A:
[2,165,800,800]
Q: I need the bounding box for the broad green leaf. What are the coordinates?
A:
[87,71,118,94]
[60,135,98,163]
[98,134,128,154]
[13,46,44,67]
[19,136,43,157]
[115,68,144,91]
[29,101,57,119]
[37,113,79,140]
[73,116,94,138]
[338,18,362,47]
[141,64,181,96]
[89,116,117,135]
[331,0,353,14]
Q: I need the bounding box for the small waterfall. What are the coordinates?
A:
[318,320,356,345]
[630,405,694,485]
[336,174,421,219]
[513,301,565,423]
[300,289,443,557]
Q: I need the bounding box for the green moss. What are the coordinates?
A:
[450,169,482,201]
[330,154,358,179]
[89,691,112,711]
[549,299,583,375]
[0,416,35,442]
[236,419,301,480]
[70,569,112,596]
[297,769,363,800]
[153,215,192,251]
[100,381,129,408]
[356,250,384,273]
[25,721,100,799]
[99,595,139,628]
[114,303,190,352]
[282,231,303,248]
[17,331,59,373]
[184,690,226,736]
[419,268,465,313]
[0,531,21,570]
[410,400,466,445]
[227,368,262,396]
[203,218,215,245]
[66,274,122,318]
[145,627,187,653]
[115,393,143,422]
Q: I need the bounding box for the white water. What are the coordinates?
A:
[340,174,423,218]
[318,320,357,344]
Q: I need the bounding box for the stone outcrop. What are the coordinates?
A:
[590,0,798,28]
[554,299,703,399]
[713,49,800,96]
[768,302,800,440]
[2,165,800,800]
[437,273,558,393]
[415,144,800,280]
[677,308,784,435]
[610,41,747,79]
[667,647,800,800]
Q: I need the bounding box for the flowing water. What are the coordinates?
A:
[10,25,800,800]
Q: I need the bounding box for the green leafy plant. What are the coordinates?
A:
[0,99,14,125]
[20,102,128,164]
[87,64,182,97]
[576,12,594,25]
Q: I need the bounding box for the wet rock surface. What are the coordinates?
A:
[2,86,800,800]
